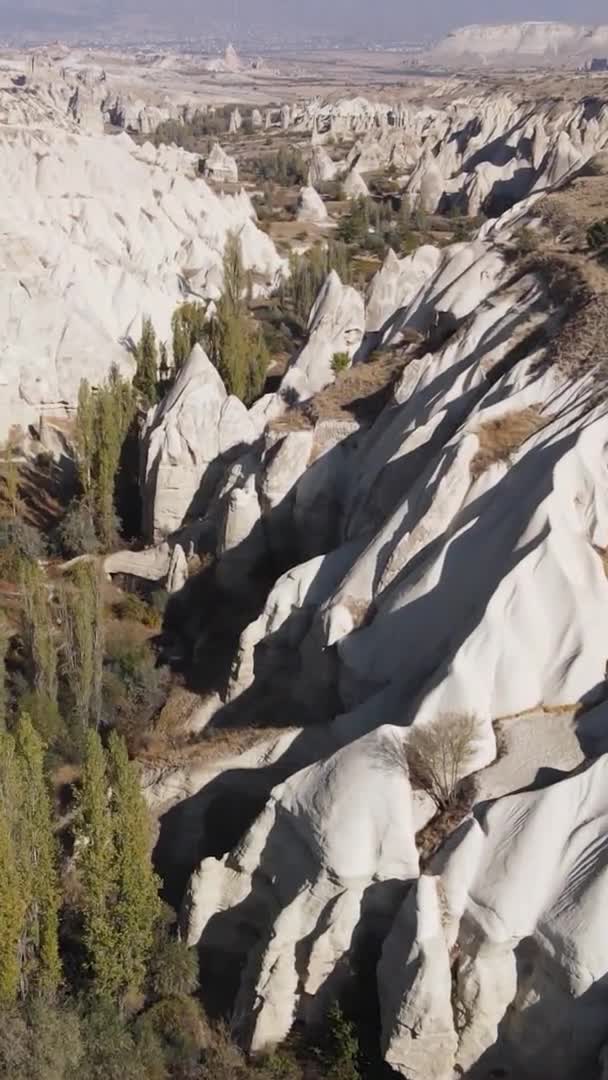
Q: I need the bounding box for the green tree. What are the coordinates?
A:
[337,197,369,245]
[206,233,269,404]
[78,729,119,999]
[0,619,8,733]
[74,380,96,501]
[281,242,352,324]
[60,562,105,735]
[107,731,160,1002]
[133,317,159,406]
[21,562,57,707]
[2,443,21,520]
[74,369,135,551]
[171,302,207,372]
[0,731,25,1004]
[78,731,160,1005]
[14,714,61,999]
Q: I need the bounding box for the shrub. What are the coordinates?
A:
[0,520,46,580]
[135,997,206,1075]
[150,589,169,619]
[57,500,99,557]
[102,627,169,742]
[331,352,350,374]
[112,593,162,629]
[587,218,608,251]
[0,1001,83,1080]
[513,225,540,256]
[148,933,199,1000]
[79,999,148,1080]
[324,1003,360,1080]
[16,689,64,749]
[405,713,481,811]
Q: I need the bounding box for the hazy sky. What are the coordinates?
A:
[0,0,607,40]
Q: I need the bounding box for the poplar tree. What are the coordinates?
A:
[78,729,119,999]
[21,561,57,706]
[74,379,95,501]
[78,731,161,1004]
[60,562,104,733]
[171,302,207,372]
[0,731,25,1004]
[14,713,61,998]
[0,619,8,733]
[133,316,159,406]
[107,731,160,1000]
[207,232,269,405]
[74,368,135,551]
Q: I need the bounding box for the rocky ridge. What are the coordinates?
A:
[137,96,608,1080]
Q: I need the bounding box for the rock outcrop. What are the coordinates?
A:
[141,345,258,542]
[183,725,420,1051]
[429,20,608,66]
[280,271,365,400]
[295,185,328,224]
[202,142,239,183]
[162,155,608,1078]
[0,82,283,439]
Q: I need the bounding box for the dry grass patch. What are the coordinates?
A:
[267,347,413,436]
[470,405,548,479]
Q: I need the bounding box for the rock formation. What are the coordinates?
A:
[429,20,608,66]
[141,344,258,542]
[202,142,239,183]
[295,185,328,224]
[280,271,365,400]
[0,79,283,439]
[143,134,608,1079]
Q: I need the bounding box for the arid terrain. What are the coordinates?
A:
[3,24,608,1080]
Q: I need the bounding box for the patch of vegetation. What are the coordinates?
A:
[337,196,418,258]
[151,106,235,149]
[73,367,136,551]
[112,592,163,629]
[56,500,99,558]
[512,224,540,257]
[0,519,46,580]
[587,218,608,251]
[171,301,207,373]
[278,242,352,324]
[405,713,482,811]
[246,145,307,186]
[206,232,270,404]
[331,351,351,374]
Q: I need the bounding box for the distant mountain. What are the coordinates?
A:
[428,21,608,66]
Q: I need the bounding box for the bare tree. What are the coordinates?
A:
[404,713,482,811]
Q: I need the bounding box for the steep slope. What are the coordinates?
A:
[134,96,608,1079]
[0,79,283,441]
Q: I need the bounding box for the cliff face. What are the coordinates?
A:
[429,21,608,65]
